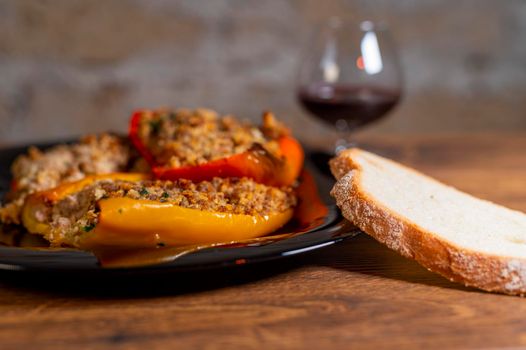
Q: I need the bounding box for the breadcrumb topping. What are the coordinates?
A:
[136,108,289,167]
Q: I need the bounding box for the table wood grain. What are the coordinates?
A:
[0,133,525,350]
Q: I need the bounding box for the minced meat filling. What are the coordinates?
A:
[0,133,143,225]
[136,108,289,167]
[43,177,296,244]
[118,179,295,215]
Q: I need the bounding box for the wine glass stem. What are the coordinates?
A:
[335,133,354,153]
[334,120,356,153]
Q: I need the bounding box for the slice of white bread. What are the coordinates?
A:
[330,148,526,295]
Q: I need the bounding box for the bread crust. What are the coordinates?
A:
[330,148,526,296]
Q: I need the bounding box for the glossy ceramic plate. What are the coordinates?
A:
[0,141,359,274]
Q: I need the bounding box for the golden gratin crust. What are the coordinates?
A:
[135,108,289,167]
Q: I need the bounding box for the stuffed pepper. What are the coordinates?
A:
[21,173,296,249]
[129,108,304,187]
[0,133,145,225]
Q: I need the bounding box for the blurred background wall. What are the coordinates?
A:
[0,0,525,144]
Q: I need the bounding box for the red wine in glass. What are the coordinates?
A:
[297,18,403,154]
[298,82,401,130]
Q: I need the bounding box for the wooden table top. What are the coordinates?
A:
[1,133,525,350]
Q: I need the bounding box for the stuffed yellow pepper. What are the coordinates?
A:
[21,173,296,249]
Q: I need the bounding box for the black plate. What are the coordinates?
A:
[0,142,359,274]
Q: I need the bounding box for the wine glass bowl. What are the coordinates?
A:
[297,18,403,153]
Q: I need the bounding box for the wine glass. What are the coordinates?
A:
[297,18,403,154]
